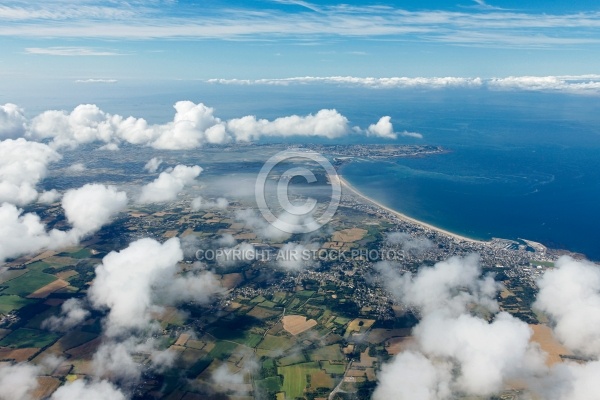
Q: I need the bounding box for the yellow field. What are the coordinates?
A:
[55,270,78,280]
[174,333,191,347]
[31,376,61,399]
[282,315,317,336]
[0,347,39,362]
[332,228,368,243]
[345,318,375,336]
[220,273,244,289]
[27,279,69,299]
[530,324,573,365]
[310,370,334,389]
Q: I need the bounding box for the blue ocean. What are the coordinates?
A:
[14,82,600,260]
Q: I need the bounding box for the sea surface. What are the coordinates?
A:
[334,90,600,260]
[9,81,600,260]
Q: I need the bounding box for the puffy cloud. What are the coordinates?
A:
[538,360,600,400]
[0,138,61,205]
[0,202,73,264]
[415,311,538,396]
[29,104,119,149]
[0,103,27,139]
[27,101,226,150]
[191,196,228,210]
[89,237,183,335]
[62,184,128,237]
[21,101,403,149]
[38,189,61,204]
[0,362,40,400]
[366,116,423,139]
[226,109,350,141]
[89,237,222,336]
[143,157,162,173]
[50,379,126,400]
[534,256,600,357]
[167,270,224,304]
[367,116,397,139]
[373,351,452,400]
[0,184,126,264]
[376,254,499,315]
[374,255,544,398]
[92,340,146,382]
[97,142,119,151]
[138,165,202,203]
[65,163,86,173]
[42,298,90,331]
[149,101,226,149]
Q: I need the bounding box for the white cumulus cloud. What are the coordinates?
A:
[0,138,61,205]
[62,184,128,237]
[138,165,202,203]
[0,103,27,139]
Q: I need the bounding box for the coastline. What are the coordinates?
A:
[338,175,488,245]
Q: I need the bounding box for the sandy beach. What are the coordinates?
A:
[338,175,487,245]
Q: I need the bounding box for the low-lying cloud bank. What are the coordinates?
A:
[208,75,600,94]
[373,255,600,400]
[0,101,412,151]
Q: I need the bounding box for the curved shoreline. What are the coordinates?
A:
[338,175,487,245]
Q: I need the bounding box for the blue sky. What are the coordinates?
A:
[1,0,600,84]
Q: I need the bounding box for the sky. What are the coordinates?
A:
[1,0,600,86]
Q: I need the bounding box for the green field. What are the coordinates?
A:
[255,376,282,392]
[278,362,320,400]
[55,330,99,350]
[208,341,239,359]
[25,261,51,273]
[530,260,555,268]
[278,352,307,366]
[208,326,263,348]
[0,328,60,349]
[257,334,293,351]
[0,295,35,314]
[321,361,346,375]
[0,269,27,284]
[58,248,92,259]
[333,317,351,325]
[250,295,266,304]
[1,270,56,297]
[260,300,277,309]
[309,344,344,362]
[25,307,60,329]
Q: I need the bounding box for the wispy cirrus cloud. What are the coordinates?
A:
[0,2,599,48]
[0,3,136,21]
[75,78,118,83]
[25,46,123,56]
